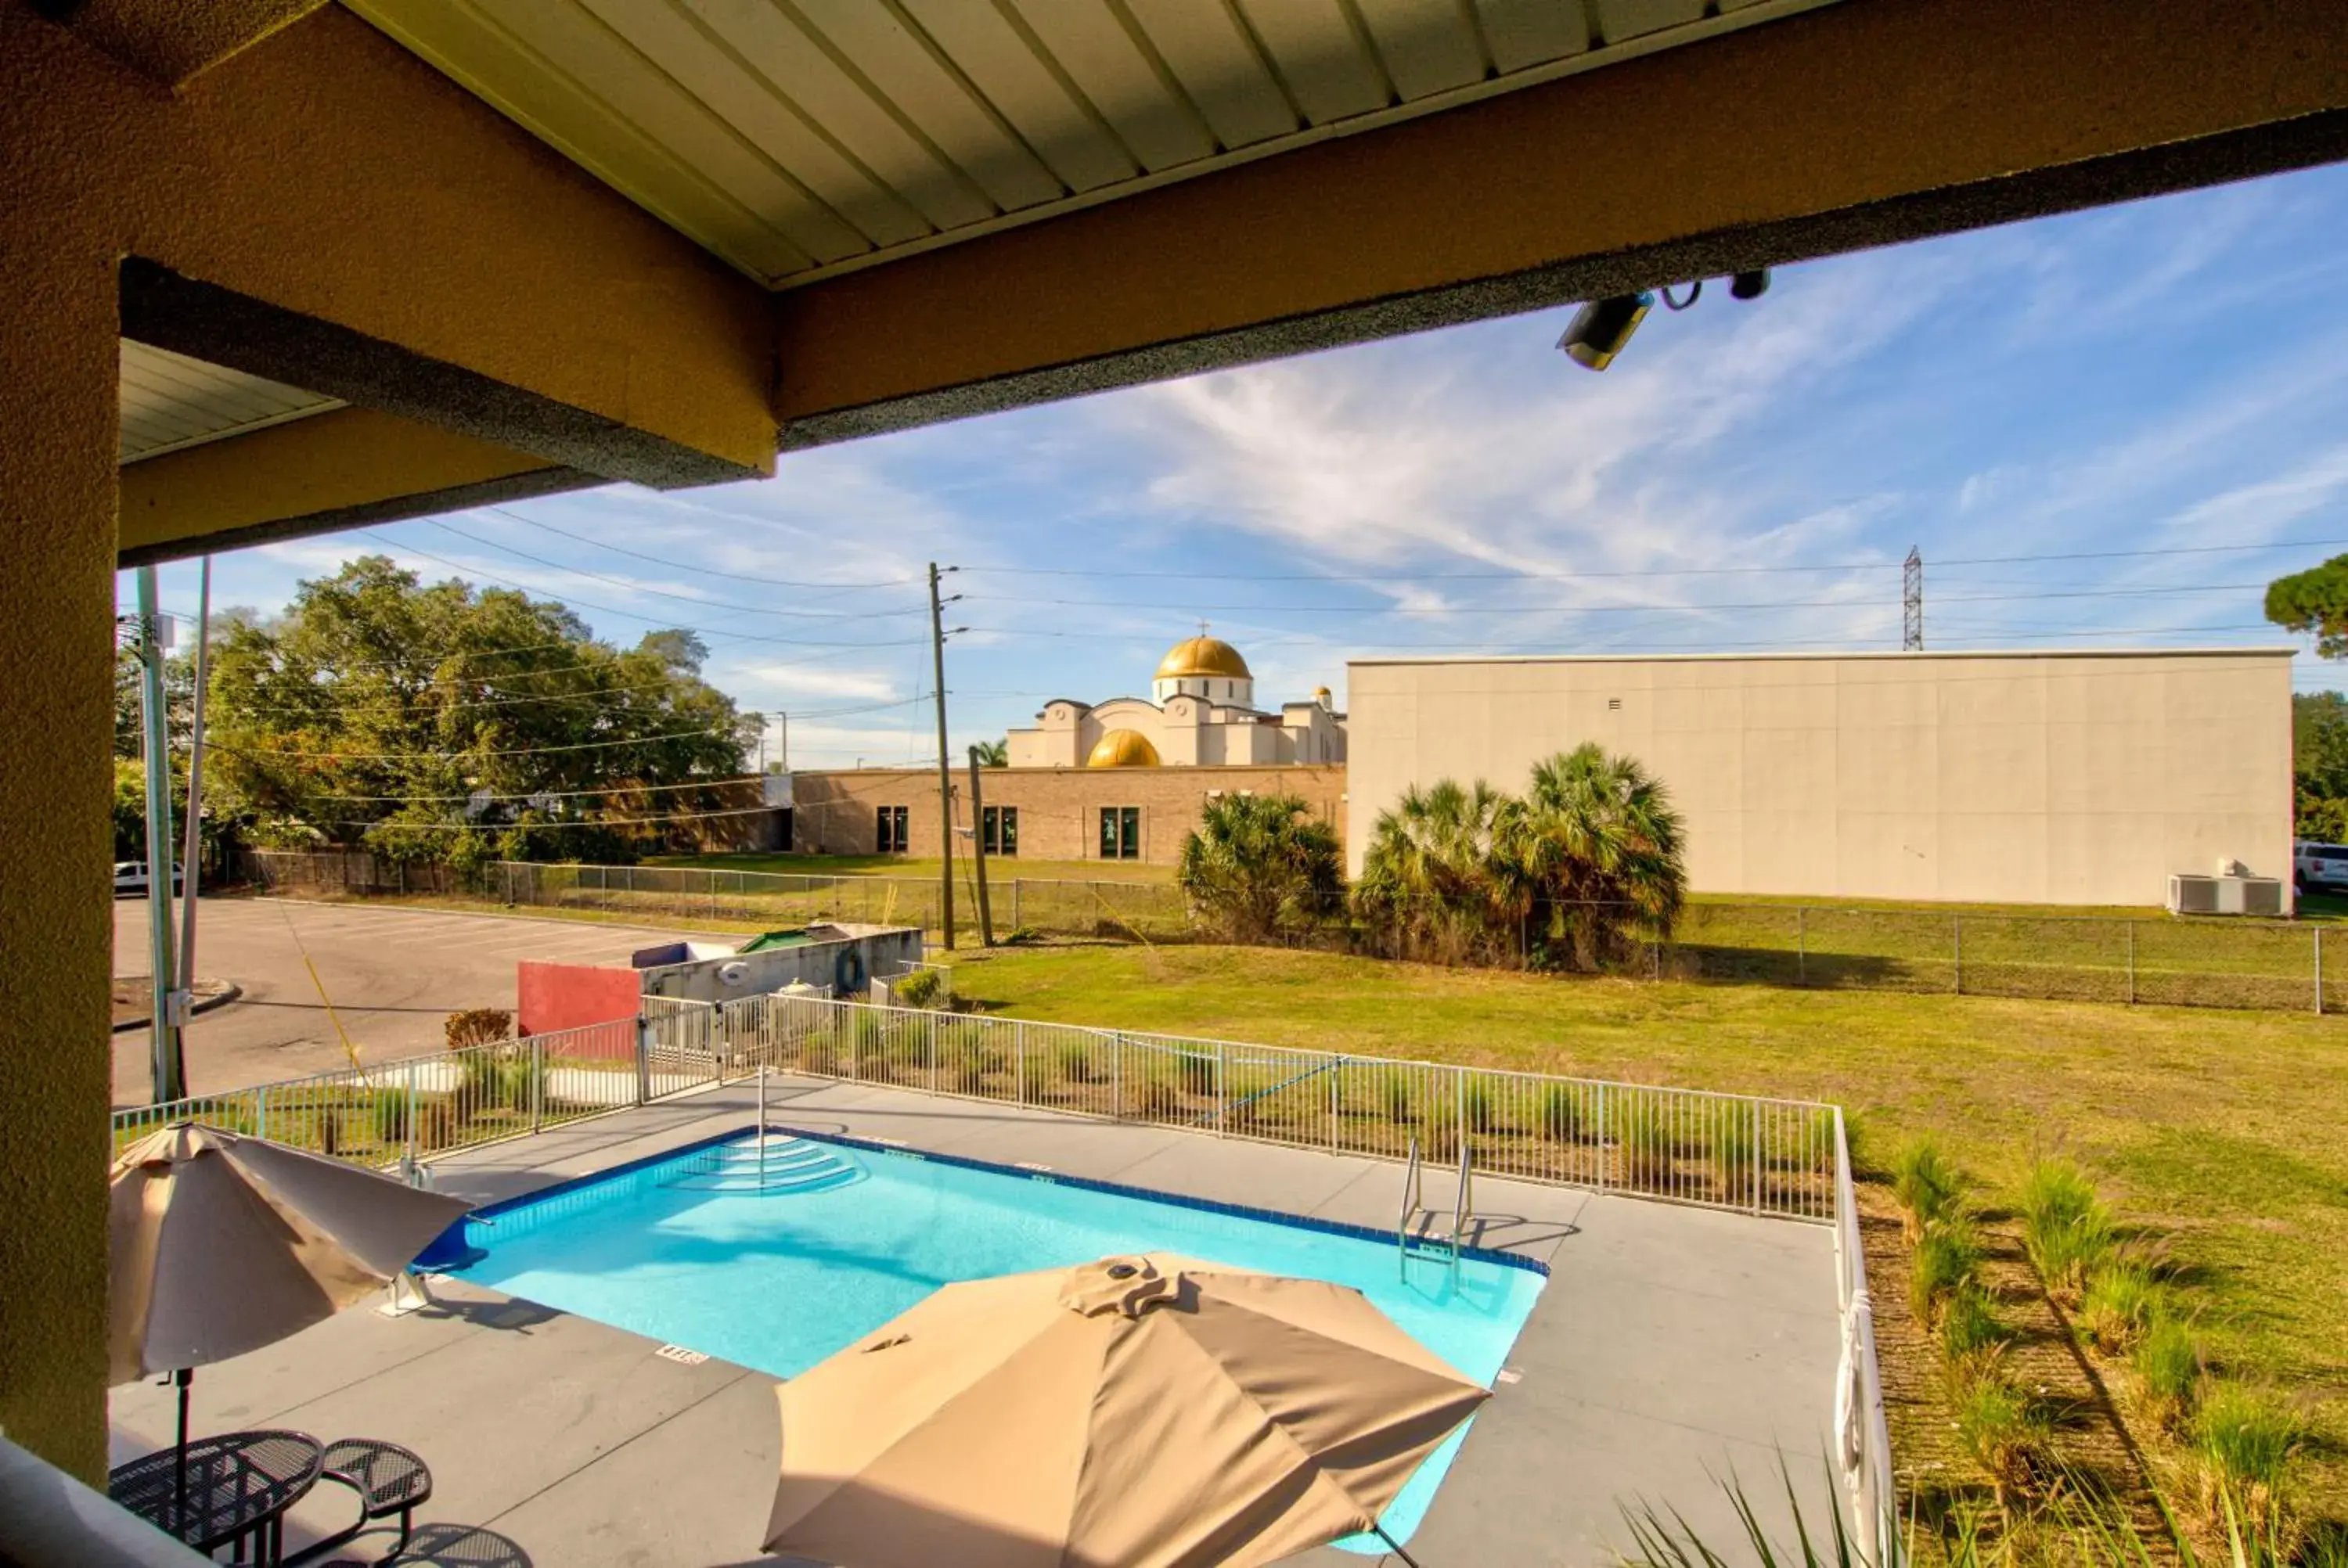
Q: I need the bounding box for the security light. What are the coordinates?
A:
[1730,268,1772,300]
[1558,292,1653,372]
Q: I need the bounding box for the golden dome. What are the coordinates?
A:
[1154,635,1251,682]
[1086,728,1161,768]
[1314,685,1332,699]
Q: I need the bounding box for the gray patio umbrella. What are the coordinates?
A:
[108,1123,473,1516]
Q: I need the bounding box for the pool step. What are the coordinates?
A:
[661,1136,861,1195]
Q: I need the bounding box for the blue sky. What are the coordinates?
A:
[132,159,2348,768]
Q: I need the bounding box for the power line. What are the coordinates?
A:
[356,530,930,650]
[480,506,921,593]
[319,803,784,833]
[952,536,2348,584]
[425,519,925,619]
[216,721,745,762]
[959,583,2269,616]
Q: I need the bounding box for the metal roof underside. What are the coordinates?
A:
[119,340,344,464]
[346,0,1843,291]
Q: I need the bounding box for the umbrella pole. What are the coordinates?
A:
[1372,1524,1424,1567]
[174,1367,193,1528]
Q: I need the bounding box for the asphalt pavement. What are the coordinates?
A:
[110,896,722,1106]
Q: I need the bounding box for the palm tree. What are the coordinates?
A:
[970,738,1009,767]
[1176,793,1343,944]
[1507,743,1686,971]
[1352,779,1525,965]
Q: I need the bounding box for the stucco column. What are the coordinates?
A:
[0,236,121,1480]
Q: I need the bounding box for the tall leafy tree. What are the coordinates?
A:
[2292,692,2348,842]
[2266,555,2348,658]
[208,557,758,866]
[1175,793,1342,943]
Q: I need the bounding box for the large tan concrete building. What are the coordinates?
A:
[1345,650,2296,906]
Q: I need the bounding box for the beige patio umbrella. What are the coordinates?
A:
[109,1123,474,1509]
[765,1253,1489,1568]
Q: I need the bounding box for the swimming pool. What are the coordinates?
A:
[454,1128,1547,1551]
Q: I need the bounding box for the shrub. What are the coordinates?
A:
[370,1090,456,1152]
[893,968,943,1009]
[1054,1038,1095,1084]
[1540,1084,1589,1144]
[1890,1137,1964,1242]
[2131,1316,2203,1433]
[1381,1072,1413,1126]
[2191,1383,2307,1525]
[1001,925,1040,945]
[445,1007,513,1050]
[1460,1080,1500,1135]
[1951,1374,2053,1505]
[1176,793,1344,944]
[1711,1106,1756,1203]
[2078,1261,2166,1355]
[1611,1099,1684,1186]
[2018,1156,2114,1305]
[1909,1217,1985,1328]
[1174,1050,1216,1099]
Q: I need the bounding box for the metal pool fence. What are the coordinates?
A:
[724,991,1839,1221]
[243,850,2344,1016]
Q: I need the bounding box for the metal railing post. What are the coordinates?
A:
[256,1084,268,1143]
[1110,1030,1122,1120]
[1454,1065,1468,1163]
[404,1060,419,1170]
[1750,1100,1763,1217]
[1595,1083,1608,1194]
[1015,1020,1027,1106]
[1328,1057,1340,1152]
[530,1036,544,1135]
[635,1014,653,1106]
[1214,1041,1227,1135]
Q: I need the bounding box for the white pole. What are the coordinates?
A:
[176,557,211,1022]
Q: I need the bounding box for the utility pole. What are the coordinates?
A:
[173,556,214,1101]
[1903,548,1924,652]
[967,746,996,948]
[134,566,184,1103]
[927,563,957,950]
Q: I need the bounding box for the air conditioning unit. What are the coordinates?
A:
[2217,876,2285,919]
[2168,875,2218,915]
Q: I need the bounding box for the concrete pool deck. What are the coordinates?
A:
[111,1075,1842,1566]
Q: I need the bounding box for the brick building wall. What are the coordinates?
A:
[789,764,1348,865]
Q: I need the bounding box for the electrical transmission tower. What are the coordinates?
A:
[1902,548,1924,651]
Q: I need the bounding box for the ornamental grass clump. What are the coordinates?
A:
[2018,1156,2114,1307]
[2130,1316,2205,1434]
[1891,1136,1965,1243]
[2078,1260,2167,1355]
[2190,1383,2307,1529]
[1950,1376,2055,1508]
[1909,1215,1986,1329]
[1938,1282,2015,1385]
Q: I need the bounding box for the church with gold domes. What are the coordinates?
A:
[1008,634,1346,769]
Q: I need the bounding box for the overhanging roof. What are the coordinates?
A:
[119,341,342,463]
[347,0,1842,290]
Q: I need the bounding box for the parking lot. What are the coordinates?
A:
[110,897,720,1106]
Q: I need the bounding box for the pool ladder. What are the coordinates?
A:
[661,1133,861,1196]
[1398,1135,1473,1276]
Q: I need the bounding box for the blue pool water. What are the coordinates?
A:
[455,1131,1545,1550]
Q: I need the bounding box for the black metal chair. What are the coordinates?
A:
[286,1439,431,1567]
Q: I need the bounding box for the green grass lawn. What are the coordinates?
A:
[938,940,2348,1512]
[649,851,1176,884]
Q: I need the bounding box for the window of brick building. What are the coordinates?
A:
[982,804,1018,857]
[877,804,909,853]
[1098,805,1140,860]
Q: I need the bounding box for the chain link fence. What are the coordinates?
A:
[240,850,2343,1016]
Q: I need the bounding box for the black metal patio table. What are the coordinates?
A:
[110,1428,325,1565]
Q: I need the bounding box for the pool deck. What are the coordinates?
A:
[112,1075,1842,1566]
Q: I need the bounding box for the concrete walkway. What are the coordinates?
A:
[111,1077,1841,1566]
